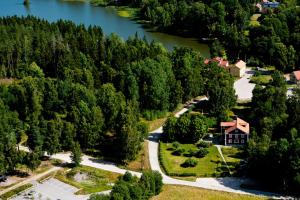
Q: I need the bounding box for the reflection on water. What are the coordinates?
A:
[0,0,210,57]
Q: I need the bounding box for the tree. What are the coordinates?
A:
[115,102,144,162]
[71,142,82,167]
[25,151,41,172]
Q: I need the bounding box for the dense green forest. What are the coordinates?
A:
[243,72,300,195]
[0,16,235,175]
[98,0,300,71]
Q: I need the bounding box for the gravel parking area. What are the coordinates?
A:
[12,178,88,200]
[234,69,255,101]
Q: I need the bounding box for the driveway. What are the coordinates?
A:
[234,69,255,101]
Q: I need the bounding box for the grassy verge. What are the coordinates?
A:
[123,141,150,172]
[160,142,228,177]
[250,75,272,85]
[55,166,120,194]
[151,185,267,200]
[0,184,33,200]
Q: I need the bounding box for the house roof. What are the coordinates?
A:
[234,60,246,69]
[221,117,250,134]
[204,57,229,68]
[293,70,300,81]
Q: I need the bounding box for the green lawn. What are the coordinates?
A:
[221,147,244,174]
[160,143,228,177]
[250,75,272,85]
[55,166,120,194]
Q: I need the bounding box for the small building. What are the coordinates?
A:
[290,70,300,84]
[220,117,250,146]
[229,60,246,78]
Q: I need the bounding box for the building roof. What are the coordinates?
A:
[204,57,229,68]
[234,60,246,69]
[221,117,250,134]
[293,70,300,81]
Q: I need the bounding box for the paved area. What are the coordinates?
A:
[0,167,60,197]
[11,178,88,200]
[234,69,255,101]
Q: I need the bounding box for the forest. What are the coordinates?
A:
[97,0,300,72]
[0,16,235,175]
[245,72,300,195]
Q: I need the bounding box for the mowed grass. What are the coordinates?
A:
[151,185,267,200]
[222,147,244,174]
[55,166,120,194]
[160,143,227,177]
[124,141,151,172]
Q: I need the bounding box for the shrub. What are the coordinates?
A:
[172,148,185,156]
[183,149,196,157]
[181,158,198,168]
[197,141,211,148]
[195,148,209,158]
[172,141,180,149]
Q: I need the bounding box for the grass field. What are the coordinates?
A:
[124,141,151,172]
[151,185,267,200]
[55,166,120,194]
[160,143,228,177]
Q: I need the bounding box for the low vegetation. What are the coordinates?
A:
[221,147,244,175]
[160,142,228,177]
[55,166,120,194]
[250,75,272,85]
[123,141,151,172]
[0,183,33,200]
[151,185,267,200]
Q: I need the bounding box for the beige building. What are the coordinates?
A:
[230,60,246,77]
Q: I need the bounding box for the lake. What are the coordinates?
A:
[0,0,210,57]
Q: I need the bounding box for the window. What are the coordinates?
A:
[228,134,232,138]
[235,129,238,133]
[241,134,245,139]
[241,139,244,144]
[235,134,239,139]
[234,139,239,143]
[228,139,232,144]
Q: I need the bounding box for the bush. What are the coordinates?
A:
[181,158,198,168]
[195,148,209,158]
[183,149,197,157]
[197,141,211,148]
[172,148,185,156]
[172,141,180,149]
